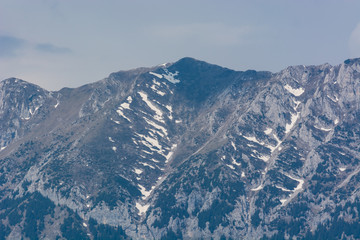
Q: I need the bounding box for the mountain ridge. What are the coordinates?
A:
[1,57,360,239]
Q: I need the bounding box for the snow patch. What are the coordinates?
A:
[241,172,245,178]
[162,69,180,84]
[275,185,292,192]
[138,184,155,200]
[112,146,117,152]
[144,117,168,136]
[258,155,270,162]
[109,137,115,142]
[175,120,182,124]
[165,144,177,163]
[116,109,131,122]
[339,167,346,172]
[314,126,332,131]
[327,95,338,103]
[120,102,131,110]
[285,112,300,134]
[138,92,164,123]
[136,202,150,215]
[151,85,166,96]
[264,128,272,135]
[231,141,237,151]
[226,164,235,170]
[149,72,163,78]
[251,184,264,191]
[243,135,263,145]
[134,168,143,175]
[334,119,339,125]
[0,146,6,151]
[231,156,241,166]
[140,162,155,169]
[110,118,121,124]
[284,84,304,96]
[286,174,304,192]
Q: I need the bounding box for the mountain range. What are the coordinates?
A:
[1,57,360,239]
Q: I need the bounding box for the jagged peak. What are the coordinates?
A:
[344,57,360,65]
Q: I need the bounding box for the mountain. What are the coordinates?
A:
[1,57,360,239]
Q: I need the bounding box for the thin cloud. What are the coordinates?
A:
[0,35,25,57]
[35,43,72,54]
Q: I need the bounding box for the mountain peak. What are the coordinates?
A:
[344,57,360,65]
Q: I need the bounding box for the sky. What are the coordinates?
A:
[1,0,360,90]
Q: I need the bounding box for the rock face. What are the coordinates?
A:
[1,57,360,239]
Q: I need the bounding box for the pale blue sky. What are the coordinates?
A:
[1,0,360,90]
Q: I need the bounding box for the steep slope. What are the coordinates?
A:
[1,57,360,239]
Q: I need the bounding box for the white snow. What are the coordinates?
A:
[165,105,173,119]
[221,155,226,160]
[334,119,339,125]
[144,117,168,136]
[314,126,332,131]
[116,109,131,122]
[152,79,161,86]
[151,85,166,96]
[120,102,131,109]
[110,118,121,124]
[138,184,155,200]
[266,133,283,153]
[142,134,162,150]
[251,184,264,191]
[149,72,163,78]
[231,156,241,166]
[175,120,182,124]
[112,146,117,152]
[54,101,60,108]
[285,112,300,134]
[280,199,287,205]
[165,144,177,163]
[150,158,160,163]
[142,149,153,155]
[108,137,115,142]
[258,155,270,162]
[0,146,6,151]
[86,204,91,208]
[83,223,88,227]
[275,185,292,192]
[136,202,150,215]
[286,174,304,192]
[243,135,263,145]
[231,141,237,151]
[134,168,143,175]
[294,100,301,110]
[264,128,272,135]
[284,84,305,96]
[138,92,164,123]
[226,164,235,170]
[140,162,155,169]
[327,95,338,103]
[241,172,245,178]
[162,69,180,84]
[339,167,346,172]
